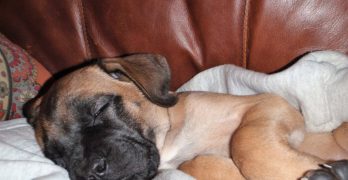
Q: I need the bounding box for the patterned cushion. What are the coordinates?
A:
[0,33,46,120]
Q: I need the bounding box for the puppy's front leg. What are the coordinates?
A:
[231,95,323,180]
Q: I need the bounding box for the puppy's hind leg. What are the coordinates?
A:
[231,95,323,180]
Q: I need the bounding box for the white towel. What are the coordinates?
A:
[178,51,348,132]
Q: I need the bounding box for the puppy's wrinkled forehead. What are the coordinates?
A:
[26,53,179,124]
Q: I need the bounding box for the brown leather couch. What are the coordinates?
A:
[0,0,348,90]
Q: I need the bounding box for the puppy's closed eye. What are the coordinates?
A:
[93,102,109,119]
[84,101,110,128]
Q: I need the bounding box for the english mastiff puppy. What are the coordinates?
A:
[24,54,348,180]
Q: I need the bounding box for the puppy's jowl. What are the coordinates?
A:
[25,54,348,180]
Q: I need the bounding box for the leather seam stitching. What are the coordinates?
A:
[242,0,251,68]
[77,0,91,59]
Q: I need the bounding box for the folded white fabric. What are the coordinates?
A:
[178,51,348,132]
[0,118,69,180]
[154,169,196,180]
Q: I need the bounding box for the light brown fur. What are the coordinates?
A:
[179,155,244,180]
[170,94,348,179]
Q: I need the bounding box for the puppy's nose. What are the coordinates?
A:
[92,158,107,176]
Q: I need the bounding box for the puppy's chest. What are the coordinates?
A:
[159,119,235,169]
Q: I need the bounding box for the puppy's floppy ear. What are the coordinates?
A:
[98,53,178,107]
[23,96,42,126]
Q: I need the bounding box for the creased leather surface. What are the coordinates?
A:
[247,0,348,72]
[0,0,88,73]
[0,0,347,89]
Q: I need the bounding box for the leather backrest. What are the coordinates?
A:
[0,0,347,89]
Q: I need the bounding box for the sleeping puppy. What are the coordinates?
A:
[24,54,348,180]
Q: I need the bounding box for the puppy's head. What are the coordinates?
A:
[24,54,177,180]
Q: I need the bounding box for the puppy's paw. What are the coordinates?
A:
[302,160,348,180]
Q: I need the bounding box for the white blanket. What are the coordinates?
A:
[0,118,69,180]
[178,51,348,132]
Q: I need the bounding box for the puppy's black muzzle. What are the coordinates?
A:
[69,125,159,180]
